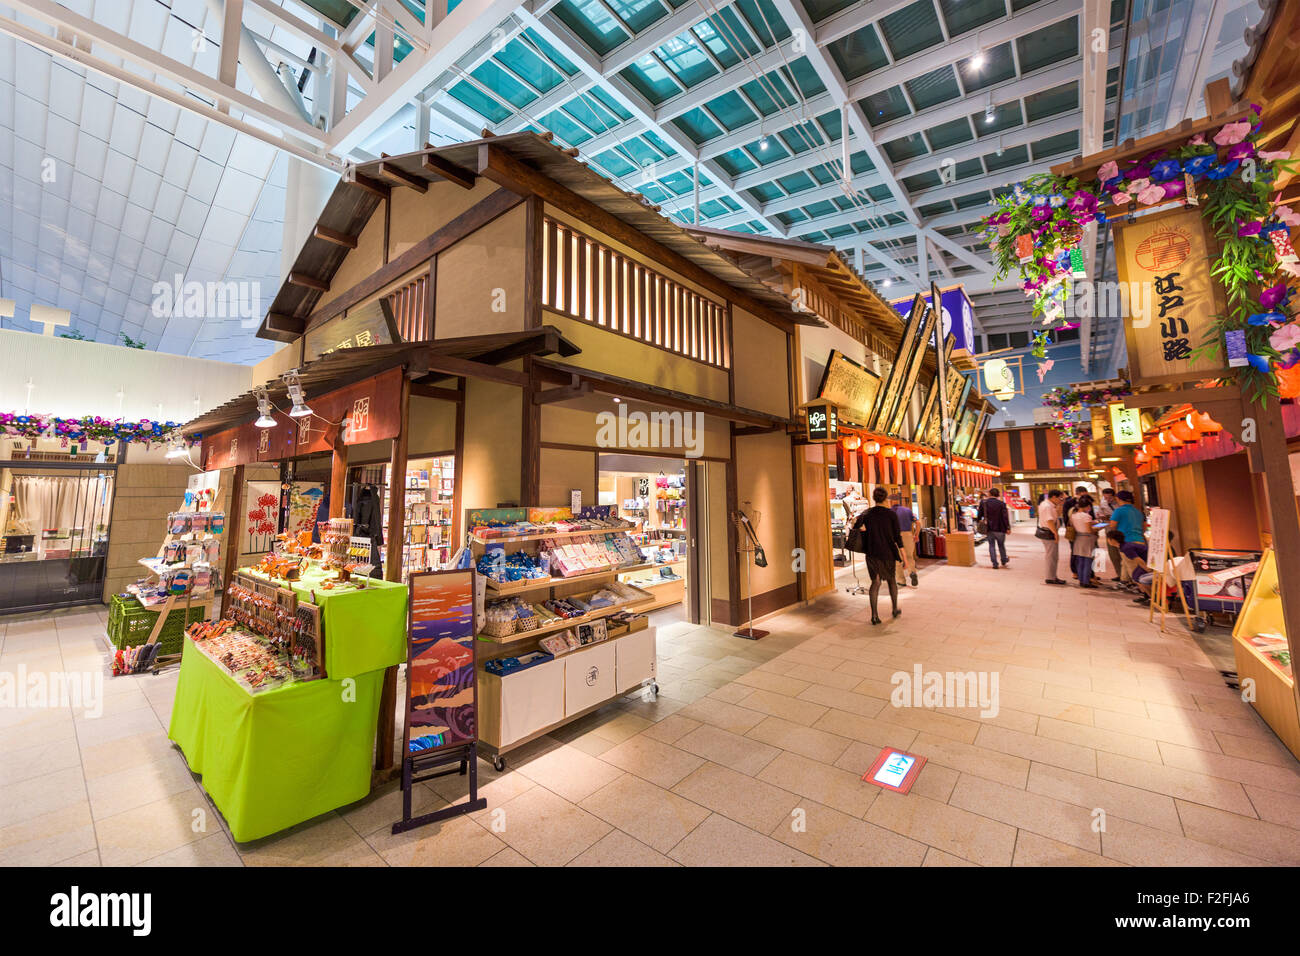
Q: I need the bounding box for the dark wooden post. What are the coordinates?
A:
[329,438,348,519]
[375,374,411,775]
[220,463,245,618]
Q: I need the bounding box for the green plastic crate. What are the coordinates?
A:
[107,594,210,657]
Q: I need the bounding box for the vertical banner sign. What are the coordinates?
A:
[868,294,926,431]
[403,569,478,754]
[1113,206,1229,386]
[805,401,839,443]
[912,376,940,444]
[932,282,957,533]
[816,351,880,426]
[886,303,938,437]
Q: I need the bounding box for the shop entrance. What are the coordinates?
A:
[0,461,116,613]
[598,453,699,623]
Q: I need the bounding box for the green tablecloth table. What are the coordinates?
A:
[168,568,408,842]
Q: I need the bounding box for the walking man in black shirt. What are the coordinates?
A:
[851,486,904,625]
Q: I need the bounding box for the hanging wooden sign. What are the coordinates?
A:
[1113,205,1230,387]
[816,350,880,426]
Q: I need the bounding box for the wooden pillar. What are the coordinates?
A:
[520,359,540,505]
[1255,398,1300,719]
[375,375,411,775]
[329,439,348,519]
[220,463,245,618]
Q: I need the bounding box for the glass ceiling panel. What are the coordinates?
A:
[714,149,757,176]
[907,66,962,111]
[1018,16,1079,73]
[879,0,945,61]
[619,57,680,104]
[861,86,912,127]
[553,0,630,56]
[883,133,929,164]
[927,116,975,150]
[705,90,758,129]
[939,0,1007,37]
[735,0,792,46]
[470,60,535,109]
[1024,82,1079,122]
[782,58,827,98]
[672,108,723,144]
[604,0,669,33]
[956,42,1015,93]
[693,18,743,68]
[497,40,564,94]
[521,28,579,75]
[801,0,858,19]
[656,35,720,87]
[828,25,890,81]
[448,81,511,123]
[984,143,1031,172]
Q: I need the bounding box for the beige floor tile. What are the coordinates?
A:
[1026,763,1182,834]
[0,735,82,786]
[600,734,705,789]
[365,812,505,866]
[338,780,447,838]
[479,846,534,866]
[813,708,918,751]
[746,715,852,764]
[950,775,1100,852]
[513,744,625,803]
[705,683,755,705]
[866,790,1017,866]
[580,773,708,853]
[0,801,97,866]
[1012,831,1125,867]
[641,713,701,744]
[1035,716,1163,763]
[98,790,221,866]
[1243,784,1300,829]
[0,765,87,828]
[667,813,824,867]
[922,847,978,866]
[671,761,800,832]
[897,732,1032,789]
[875,705,982,745]
[1100,815,1261,866]
[86,759,201,822]
[1212,730,1297,766]
[568,828,678,866]
[733,669,812,698]
[489,785,611,866]
[735,687,831,725]
[1175,800,1300,865]
[675,723,781,776]
[771,799,927,866]
[1156,741,1300,795]
[678,696,766,735]
[974,725,1097,775]
[756,751,878,817]
[138,831,243,867]
[1095,753,1257,816]
[1091,708,1221,752]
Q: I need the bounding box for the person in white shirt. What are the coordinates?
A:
[1038,490,1067,586]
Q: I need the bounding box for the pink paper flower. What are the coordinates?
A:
[1136,184,1167,205]
[1098,161,1118,181]
[1259,149,1292,161]
[1277,206,1300,227]
[1214,121,1251,145]
[1271,323,1300,352]
[1112,191,1132,204]
[1189,133,1206,145]
[1128,178,1151,193]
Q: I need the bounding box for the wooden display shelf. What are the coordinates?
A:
[470,524,639,546]
[477,590,655,645]
[485,564,631,593]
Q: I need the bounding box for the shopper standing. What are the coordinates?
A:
[1038,489,1067,586]
[1070,494,1100,589]
[982,487,1011,568]
[1097,488,1122,581]
[892,494,919,588]
[850,486,904,625]
[1107,490,1146,546]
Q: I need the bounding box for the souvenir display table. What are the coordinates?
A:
[168,568,407,842]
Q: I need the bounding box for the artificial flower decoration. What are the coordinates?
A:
[1150,159,1183,181]
[1226,141,1256,162]
[1260,282,1289,308]
[1247,311,1287,325]
[1271,323,1300,352]
[1260,149,1293,161]
[1127,178,1151,193]
[1204,159,1241,180]
[1097,161,1118,182]
[1160,180,1185,199]
[1214,121,1252,145]
[1277,206,1300,227]
[1247,353,1272,373]
[1136,183,1167,205]
[1068,190,1098,214]
[1239,221,1264,238]
[1112,191,1132,204]
[1189,133,1207,145]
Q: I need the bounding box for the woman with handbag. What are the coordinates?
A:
[1069,495,1100,589]
[849,486,904,625]
[1037,490,1067,586]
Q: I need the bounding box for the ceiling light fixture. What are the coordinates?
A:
[985,103,997,125]
[970,51,985,71]
[254,386,277,429]
[283,371,313,419]
[165,432,187,459]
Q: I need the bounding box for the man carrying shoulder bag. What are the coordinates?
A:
[1037,489,1067,586]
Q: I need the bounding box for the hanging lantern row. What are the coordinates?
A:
[836,431,998,481]
[1133,410,1222,466]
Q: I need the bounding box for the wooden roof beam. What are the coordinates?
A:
[377,160,429,193]
[314,226,358,249]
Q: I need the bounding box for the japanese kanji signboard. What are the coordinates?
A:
[1113,206,1229,387]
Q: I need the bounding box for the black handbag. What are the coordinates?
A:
[846,526,868,553]
[1034,526,1055,540]
[976,518,989,535]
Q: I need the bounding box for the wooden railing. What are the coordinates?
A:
[385,272,430,341]
[541,217,730,369]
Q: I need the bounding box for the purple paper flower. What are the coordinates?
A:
[1031,205,1052,222]
[1238,221,1263,237]
[1260,282,1289,308]
[1150,159,1183,182]
[1161,180,1185,199]
[1226,141,1255,162]
[1067,190,1098,214]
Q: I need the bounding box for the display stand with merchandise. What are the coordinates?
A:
[1233,549,1298,758]
[167,557,408,842]
[468,506,657,771]
[111,471,225,675]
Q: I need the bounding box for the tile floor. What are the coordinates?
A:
[2,524,1298,866]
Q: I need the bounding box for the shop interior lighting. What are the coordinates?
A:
[254,387,277,429]
[283,370,313,419]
